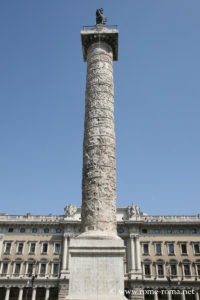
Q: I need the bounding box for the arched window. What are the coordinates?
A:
[143,259,152,277]
[182,259,191,277]
[156,259,165,277]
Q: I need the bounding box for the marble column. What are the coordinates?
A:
[154,292,158,300]
[135,235,141,271]
[5,288,10,300]
[45,288,50,300]
[167,291,172,300]
[181,291,186,300]
[195,291,199,300]
[0,235,3,256]
[18,288,23,300]
[81,25,117,235]
[130,235,135,271]
[31,287,36,300]
[62,234,68,271]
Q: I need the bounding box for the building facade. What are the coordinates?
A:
[0,204,200,300]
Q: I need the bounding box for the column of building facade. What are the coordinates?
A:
[5,287,10,300]
[135,235,141,271]
[61,233,73,275]
[45,287,50,300]
[62,234,68,271]
[18,288,23,300]
[195,290,199,300]
[0,235,3,256]
[181,291,186,300]
[154,291,158,300]
[130,234,136,271]
[167,290,172,300]
[31,287,37,300]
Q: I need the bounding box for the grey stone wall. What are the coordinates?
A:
[81,41,117,234]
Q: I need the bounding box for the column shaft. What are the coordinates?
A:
[154,291,158,300]
[167,291,172,300]
[31,288,36,300]
[5,288,10,300]
[130,236,135,271]
[181,291,186,300]
[18,288,23,300]
[62,236,68,270]
[135,236,141,271]
[45,288,50,300]
[195,291,199,300]
[81,41,116,234]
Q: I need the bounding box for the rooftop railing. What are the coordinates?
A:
[82,25,118,31]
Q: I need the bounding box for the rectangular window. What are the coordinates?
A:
[194,244,200,255]
[181,244,187,255]
[170,264,177,276]
[157,264,164,276]
[167,229,172,234]
[2,263,8,274]
[42,243,48,254]
[154,229,160,234]
[144,264,151,276]
[14,263,21,275]
[155,243,162,255]
[40,264,46,276]
[54,243,61,254]
[53,264,59,275]
[168,243,175,255]
[4,242,11,254]
[17,243,24,254]
[29,243,36,254]
[183,264,191,276]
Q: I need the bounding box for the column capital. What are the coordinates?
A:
[81,25,118,61]
[63,233,74,238]
[130,233,140,239]
[130,234,136,239]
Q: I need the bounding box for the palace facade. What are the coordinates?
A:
[0,204,200,300]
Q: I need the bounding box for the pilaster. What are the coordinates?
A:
[60,233,72,279]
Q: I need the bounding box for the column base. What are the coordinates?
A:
[60,270,70,279]
[129,270,142,280]
[67,235,126,300]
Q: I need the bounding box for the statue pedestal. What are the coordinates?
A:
[66,233,127,300]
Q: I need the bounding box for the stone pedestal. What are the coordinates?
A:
[66,234,126,300]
